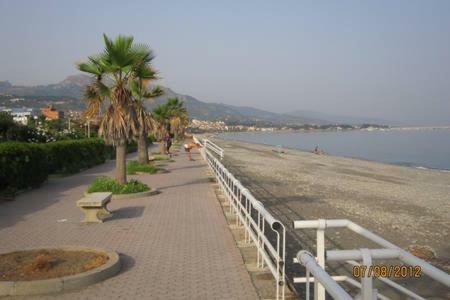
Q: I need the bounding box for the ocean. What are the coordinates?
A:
[219,129,450,171]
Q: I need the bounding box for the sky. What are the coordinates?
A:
[0,0,449,125]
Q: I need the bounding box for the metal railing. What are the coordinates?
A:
[293,219,450,300]
[202,138,224,160]
[196,138,450,299]
[200,138,286,300]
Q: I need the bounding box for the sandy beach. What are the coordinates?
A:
[210,137,450,298]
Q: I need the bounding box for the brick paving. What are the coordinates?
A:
[0,147,258,299]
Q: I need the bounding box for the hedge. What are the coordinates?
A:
[0,142,48,194]
[0,138,143,195]
[44,139,112,174]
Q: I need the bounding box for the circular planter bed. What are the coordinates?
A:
[0,246,120,296]
[86,177,160,200]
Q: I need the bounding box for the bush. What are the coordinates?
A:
[87,177,150,194]
[0,138,141,195]
[127,140,138,153]
[152,155,170,161]
[44,139,110,174]
[0,142,48,194]
[127,160,160,175]
[103,140,137,160]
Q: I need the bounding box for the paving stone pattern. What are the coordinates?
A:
[0,148,258,299]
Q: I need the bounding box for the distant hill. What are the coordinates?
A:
[0,74,388,125]
[0,75,89,99]
[145,87,325,125]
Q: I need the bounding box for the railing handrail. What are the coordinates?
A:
[297,251,353,300]
[198,137,286,300]
[293,218,450,300]
[293,218,450,287]
[202,138,224,159]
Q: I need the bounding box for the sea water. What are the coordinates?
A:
[219,129,450,171]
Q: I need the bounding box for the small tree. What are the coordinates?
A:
[78,34,157,184]
[130,78,163,164]
[152,98,188,153]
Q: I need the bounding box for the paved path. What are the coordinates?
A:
[0,146,258,299]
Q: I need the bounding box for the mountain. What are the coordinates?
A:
[143,88,324,125]
[0,74,389,125]
[0,75,90,99]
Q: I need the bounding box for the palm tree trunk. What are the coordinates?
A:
[138,132,149,164]
[159,141,166,155]
[115,143,127,184]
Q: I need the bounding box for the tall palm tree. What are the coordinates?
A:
[152,98,189,153]
[152,103,172,154]
[130,78,163,164]
[167,98,188,141]
[77,34,156,184]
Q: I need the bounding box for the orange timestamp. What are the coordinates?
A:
[352,265,422,278]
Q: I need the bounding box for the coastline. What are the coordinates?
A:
[224,137,450,172]
[209,137,450,270]
[214,127,450,173]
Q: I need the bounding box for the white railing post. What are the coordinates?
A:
[297,251,353,300]
[360,248,374,300]
[316,219,326,300]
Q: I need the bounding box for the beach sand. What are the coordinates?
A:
[211,137,450,298]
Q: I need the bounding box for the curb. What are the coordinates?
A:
[111,189,160,200]
[0,246,121,296]
[84,189,160,200]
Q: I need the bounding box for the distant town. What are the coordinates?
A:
[3,93,449,134]
[0,101,389,134]
[188,119,390,133]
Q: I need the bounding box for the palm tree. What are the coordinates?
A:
[167,98,188,141]
[152,103,172,154]
[152,98,189,153]
[77,34,157,184]
[130,78,163,164]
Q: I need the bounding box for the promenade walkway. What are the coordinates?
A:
[0,146,258,299]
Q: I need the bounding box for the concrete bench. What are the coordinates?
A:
[77,192,112,223]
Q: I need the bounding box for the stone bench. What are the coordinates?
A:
[77,192,112,223]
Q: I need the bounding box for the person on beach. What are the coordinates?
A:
[313,145,325,155]
[184,141,201,161]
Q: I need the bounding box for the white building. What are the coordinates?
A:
[1,108,37,125]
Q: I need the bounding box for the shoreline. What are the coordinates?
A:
[207,137,450,298]
[210,137,450,259]
[198,125,450,134]
[214,131,450,172]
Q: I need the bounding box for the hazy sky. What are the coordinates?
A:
[1,0,449,125]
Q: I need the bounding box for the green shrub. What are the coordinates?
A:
[87,176,150,194]
[119,179,150,194]
[127,140,138,153]
[44,139,110,174]
[153,155,170,161]
[127,160,160,175]
[0,142,48,194]
[103,141,137,160]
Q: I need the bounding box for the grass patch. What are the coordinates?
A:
[87,177,150,195]
[126,160,160,175]
[152,155,170,161]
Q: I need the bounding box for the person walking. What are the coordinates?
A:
[184,141,201,161]
[165,133,173,157]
